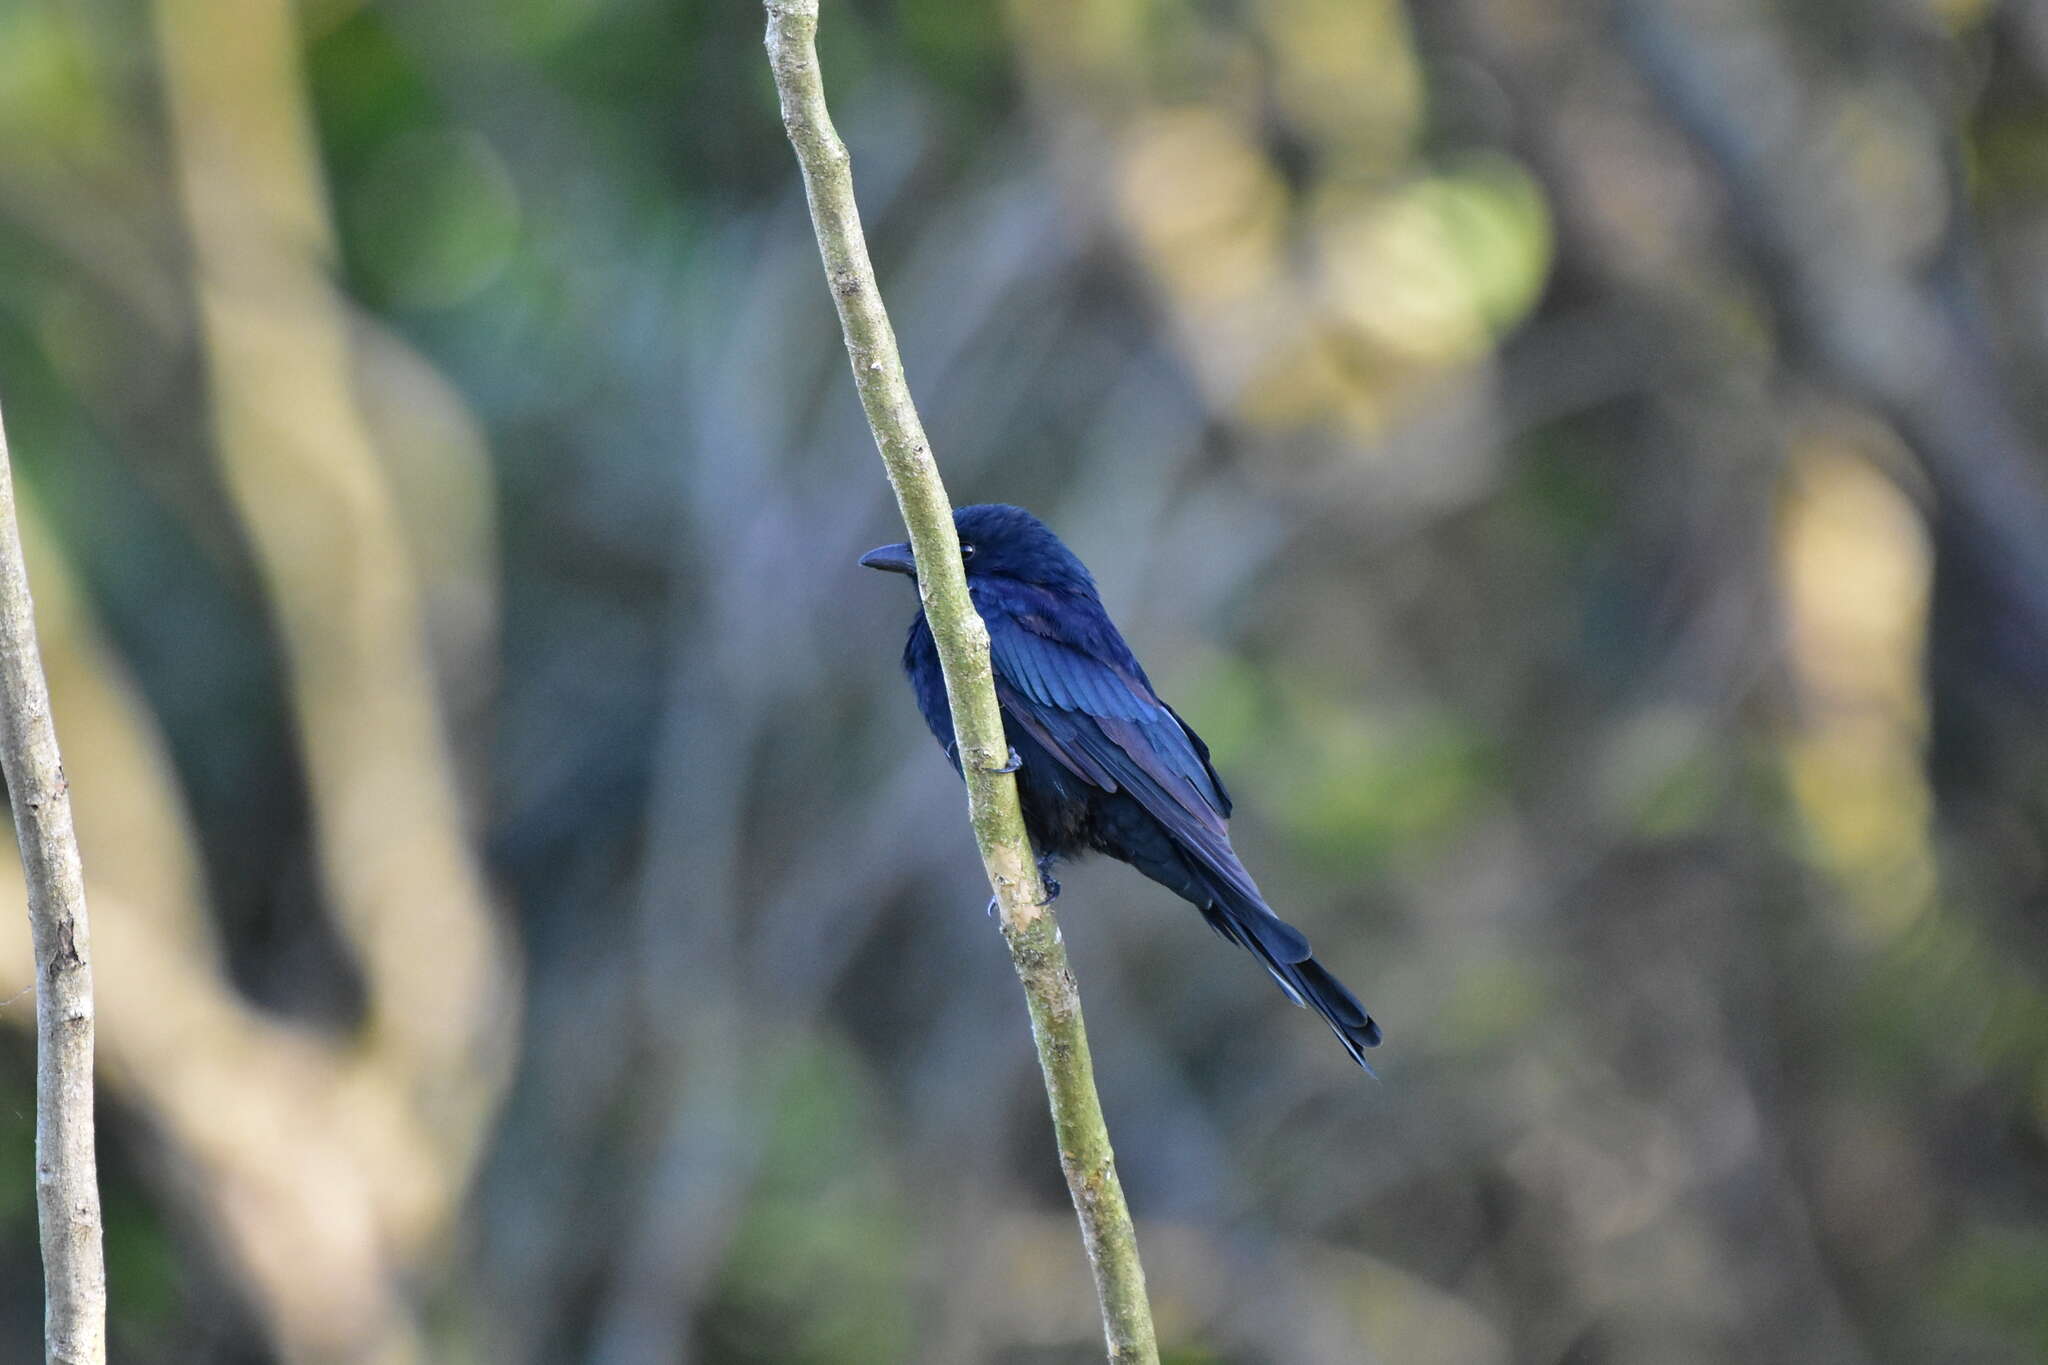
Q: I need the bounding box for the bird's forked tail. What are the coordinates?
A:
[1199,882,1382,1072]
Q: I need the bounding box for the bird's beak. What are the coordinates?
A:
[858,542,917,577]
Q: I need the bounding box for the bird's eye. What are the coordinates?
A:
[961,543,977,561]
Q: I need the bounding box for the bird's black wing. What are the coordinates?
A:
[982,601,1310,966]
[978,590,1381,1068]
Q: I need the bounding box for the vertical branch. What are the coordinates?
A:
[0,404,107,1365]
[761,4,1160,1361]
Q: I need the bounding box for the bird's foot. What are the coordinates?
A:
[988,870,1059,917]
[1035,853,1061,906]
[983,746,1023,774]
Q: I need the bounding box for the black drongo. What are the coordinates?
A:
[862,503,1380,1069]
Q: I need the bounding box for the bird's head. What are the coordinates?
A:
[859,504,1097,596]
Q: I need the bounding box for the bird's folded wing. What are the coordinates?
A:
[984,610,1276,909]
[987,605,1310,961]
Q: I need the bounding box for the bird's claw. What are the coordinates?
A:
[986,746,1023,774]
[988,873,1059,917]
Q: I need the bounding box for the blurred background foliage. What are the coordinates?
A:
[1,0,2047,1360]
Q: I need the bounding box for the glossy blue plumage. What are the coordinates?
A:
[876,504,1380,1069]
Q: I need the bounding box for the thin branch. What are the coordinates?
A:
[0,403,107,1365]
[761,4,1159,1360]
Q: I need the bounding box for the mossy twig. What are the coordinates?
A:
[762,5,1159,1359]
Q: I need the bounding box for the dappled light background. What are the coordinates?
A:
[1,0,2046,1361]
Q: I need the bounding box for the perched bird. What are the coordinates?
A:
[861,503,1380,1069]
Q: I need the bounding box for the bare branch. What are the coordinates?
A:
[761,3,1159,1359]
[0,404,107,1365]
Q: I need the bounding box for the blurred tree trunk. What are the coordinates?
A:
[0,2,516,1361]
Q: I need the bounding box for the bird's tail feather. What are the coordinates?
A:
[1201,882,1382,1072]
